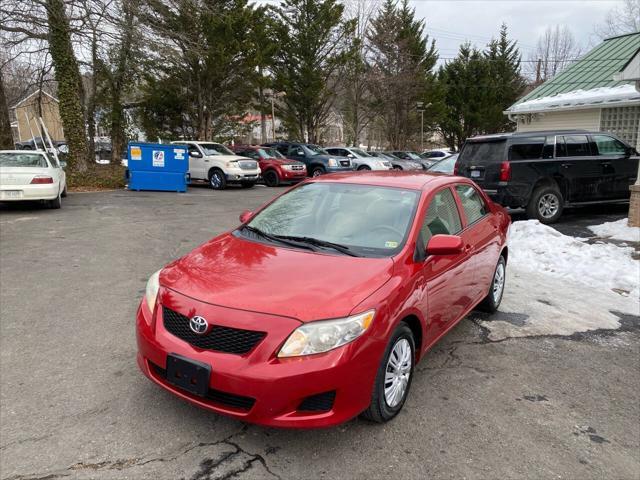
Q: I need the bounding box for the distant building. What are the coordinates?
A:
[505,32,640,151]
[11,89,64,142]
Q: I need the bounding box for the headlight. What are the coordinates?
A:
[227,160,238,167]
[328,158,338,167]
[145,270,161,312]
[282,164,294,171]
[278,310,375,357]
[376,161,386,168]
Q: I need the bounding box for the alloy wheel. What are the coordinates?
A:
[384,338,412,408]
[538,193,559,219]
[492,262,505,303]
[210,173,222,188]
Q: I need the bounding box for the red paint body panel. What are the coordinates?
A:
[136,172,510,428]
[231,145,307,182]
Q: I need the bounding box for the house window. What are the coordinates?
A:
[600,106,639,148]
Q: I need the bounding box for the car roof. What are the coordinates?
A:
[467,130,592,141]
[172,140,224,145]
[0,149,47,155]
[308,171,463,190]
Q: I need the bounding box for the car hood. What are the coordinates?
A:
[205,154,253,161]
[160,233,394,322]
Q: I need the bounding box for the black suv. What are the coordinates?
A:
[262,142,354,177]
[455,130,639,223]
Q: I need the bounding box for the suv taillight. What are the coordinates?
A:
[453,161,459,175]
[499,161,511,182]
[31,176,54,184]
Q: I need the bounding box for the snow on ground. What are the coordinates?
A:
[473,220,639,341]
[588,218,640,243]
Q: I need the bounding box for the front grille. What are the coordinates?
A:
[150,362,256,411]
[238,160,258,170]
[298,391,336,412]
[339,160,350,167]
[162,306,266,354]
[291,165,305,171]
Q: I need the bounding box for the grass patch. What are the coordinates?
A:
[67,165,127,191]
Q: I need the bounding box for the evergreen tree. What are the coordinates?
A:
[368,0,439,149]
[272,0,355,143]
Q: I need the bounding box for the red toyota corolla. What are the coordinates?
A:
[136,172,510,428]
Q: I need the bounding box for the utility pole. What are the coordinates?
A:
[416,102,424,152]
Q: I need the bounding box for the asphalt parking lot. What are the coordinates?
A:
[1,185,638,479]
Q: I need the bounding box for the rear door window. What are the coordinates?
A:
[592,135,626,155]
[459,140,506,165]
[455,185,488,225]
[557,135,591,157]
[508,137,545,160]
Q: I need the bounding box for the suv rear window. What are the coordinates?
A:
[459,140,506,165]
[508,137,545,160]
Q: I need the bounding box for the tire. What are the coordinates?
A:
[393,166,402,171]
[477,255,506,313]
[263,170,280,187]
[208,169,226,190]
[361,322,415,423]
[526,185,563,224]
[49,193,62,209]
[61,184,67,197]
[240,182,255,189]
[311,166,325,177]
[358,165,371,171]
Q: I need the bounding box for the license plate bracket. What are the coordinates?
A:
[470,170,481,178]
[1,190,22,199]
[166,353,211,397]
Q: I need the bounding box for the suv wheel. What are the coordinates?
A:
[209,169,226,190]
[311,166,325,177]
[527,185,563,224]
[361,322,415,423]
[263,170,280,187]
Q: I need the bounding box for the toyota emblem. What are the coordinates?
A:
[189,316,209,335]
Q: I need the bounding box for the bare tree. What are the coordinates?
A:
[595,0,640,39]
[527,25,582,83]
[0,71,14,149]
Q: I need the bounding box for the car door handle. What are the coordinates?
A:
[204,159,209,162]
[465,244,474,253]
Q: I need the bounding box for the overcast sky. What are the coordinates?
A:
[410,0,621,63]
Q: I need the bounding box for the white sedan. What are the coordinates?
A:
[0,150,67,208]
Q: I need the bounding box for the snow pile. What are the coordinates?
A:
[508,220,639,298]
[588,218,640,243]
[508,84,640,113]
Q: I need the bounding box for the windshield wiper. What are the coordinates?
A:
[274,235,361,257]
[241,225,316,251]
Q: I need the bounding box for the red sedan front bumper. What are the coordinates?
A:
[136,288,382,428]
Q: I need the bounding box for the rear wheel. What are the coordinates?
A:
[263,170,280,187]
[358,165,371,171]
[393,166,402,171]
[49,193,62,209]
[477,256,506,313]
[311,166,325,177]
[361,323,415,423]
[526,185,563,224]
[61,184,67,197]
[208,169,226,190]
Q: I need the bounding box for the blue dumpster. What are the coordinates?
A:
[127,142,189,192]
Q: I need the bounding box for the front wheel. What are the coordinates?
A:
[311,166,325,177]
[263,170,280,187]
[526,185,563,224]
[361,323,415,423]
[358,165,371,171]
[209,170,226,190]
[477,256,506,313]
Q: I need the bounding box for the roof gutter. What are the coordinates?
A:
[504,97,640,116]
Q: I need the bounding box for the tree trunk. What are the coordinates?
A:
[45,0,89,173]
[0,71,14,149]
[87,32,98,163]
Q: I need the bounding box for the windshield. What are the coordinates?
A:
[200,143,234,156]
[429,155,457,174]
[258,148,284,159]
[305,144,328,155]
[351,148,370,157]
[0,152,49,168]
[243,182,419,257]
[406,152,422,160]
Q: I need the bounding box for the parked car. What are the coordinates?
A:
[428,154,458,175]
[325,147,392,171]
[263,142,354,177]
[0,150,67,208]
[369,151,423,171]
[422,148,456,160]
[455,130,640,223]
[388,151,434,169]
[231,145,306,187]
[170,141,261,190]
[136,172,510,427]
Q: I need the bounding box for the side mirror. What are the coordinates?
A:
[189,150,203,158]
[426,234,464,255]
[347,153,354,158]
[59,160,67,168]
[239,210,254,223]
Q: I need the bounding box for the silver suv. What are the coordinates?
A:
[325,147,392,171]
